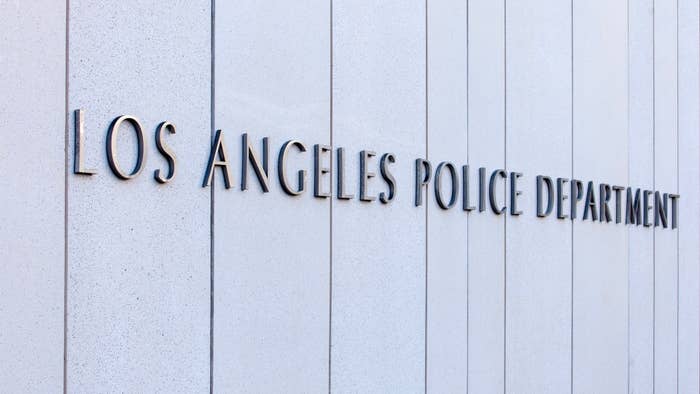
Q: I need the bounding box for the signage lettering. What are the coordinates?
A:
[72,109,680,229]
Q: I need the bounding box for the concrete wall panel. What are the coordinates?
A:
[505,0,572,392]
[331,1,426,391]
[467,0,506,391]
[678,0,700,392]
[66,1,211,392]
[426,0,469,392]
[628,0,655,392]
[572,0,629,392]
[653,0,679,392]
[0,1,66,391]
[213,0,331,392]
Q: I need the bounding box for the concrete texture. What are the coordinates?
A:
[213,1,331,392]
[426,0,469,392]
[572,0,630,392]
[66,1,211,392]
[0,1,65,392]
[506,0,573,392]
[0,1,697,393]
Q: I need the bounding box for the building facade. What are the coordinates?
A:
[1,0,699,392]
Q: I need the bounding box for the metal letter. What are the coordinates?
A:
[337,147,354,200]
[379,153,396,204]
[434,162,458,210]
[669,194,680,229]
[626,188,642,225]
[510,172,523,216]
[241,133,270,192]
[106,115,146,180]
[415,159,432,207]
[462,165,476,211]
[612,185,625,223]
[359,150,377,202]
[583,181,598,221]
[202,130,232,188]
[536,176,554,217]
[314,144,332,198]
[654,191,668,228]
[599,183,612,223]
[489,169,507,214]
[556,178,569,219]
[73,109,96,175]
[643,189,653,227]
[154,122,176,184]
[570,179,584,220]
[278,140,307,196]
[478,167,487,212]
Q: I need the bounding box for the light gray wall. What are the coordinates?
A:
[426,0,468,392]
[0,1,698,393]
[679,1,700,393]
[573,1,629,392]
[0,1,65,392]
[213,1,330,392]
[629,1,655,392]
[653,0,680,392]
[66,1,211,392]
[506,1,572,392]
[331,2,426,391]
[468,1,506,392]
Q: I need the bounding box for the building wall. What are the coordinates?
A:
[0,0,698,393]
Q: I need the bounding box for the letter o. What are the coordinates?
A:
[106,115,147,180]
[434,161,458,209]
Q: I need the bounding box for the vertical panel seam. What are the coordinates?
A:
[63,0,70,393]
[465,0,470,391]
[570,0,575,392]
[328,0,334,391]
[652,0,656,391]
[675,0,680,391]
[627,0,632,384]
[503,0,507,392]
[209,0,215,392]
[424,0,429,391]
